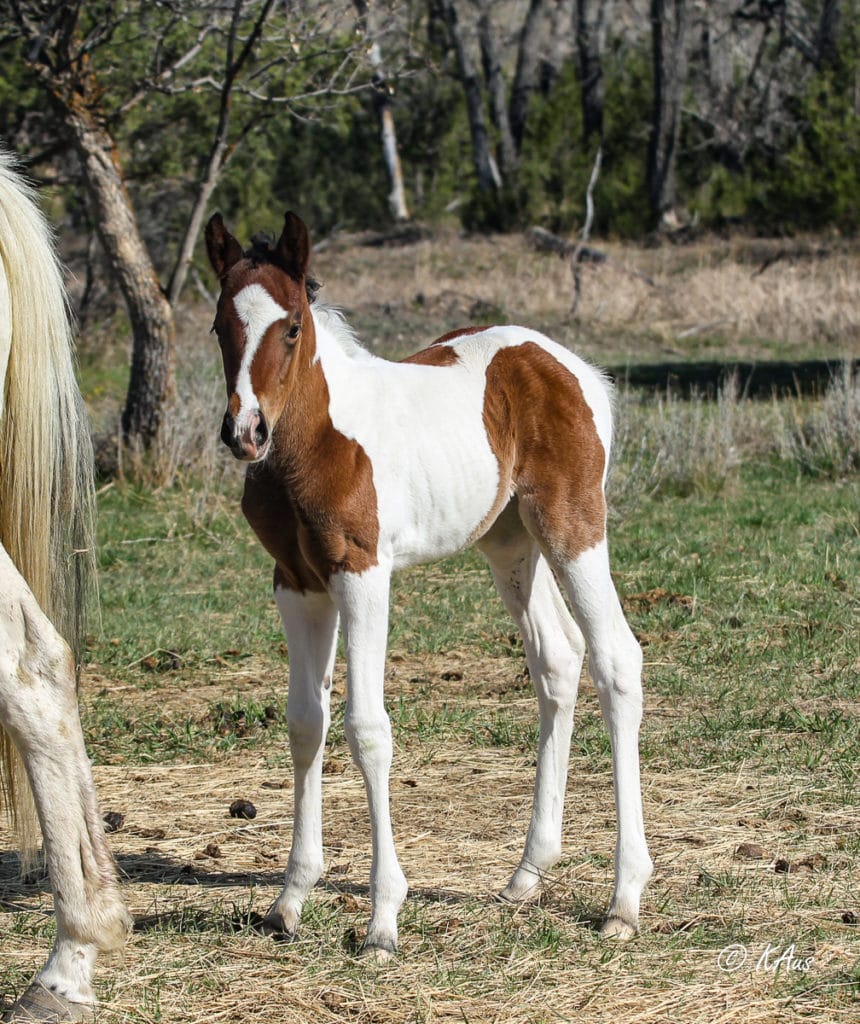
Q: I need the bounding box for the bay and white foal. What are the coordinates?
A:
[0,153,130,1021]
[205,210,652,958]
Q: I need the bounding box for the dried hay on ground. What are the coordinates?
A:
[1,652,856,1023]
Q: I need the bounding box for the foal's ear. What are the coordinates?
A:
[276,211,311,281]
[205,212,244,279]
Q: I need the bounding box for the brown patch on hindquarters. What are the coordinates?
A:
[481,343,606,559]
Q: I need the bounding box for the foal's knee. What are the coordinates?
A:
[591,628,644,712]
[533,647,580,716]
[344,712,393,773]
[288,705,327,771]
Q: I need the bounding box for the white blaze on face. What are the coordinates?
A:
[231,283,289,428]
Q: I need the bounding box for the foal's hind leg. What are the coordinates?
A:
[554,540,653,939]
[263,582,339,938]
[477,506,586,902]
[0,548,129,1021]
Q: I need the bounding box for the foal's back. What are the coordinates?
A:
[314,312,614,568]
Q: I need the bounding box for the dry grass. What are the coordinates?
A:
[309,232,860,363]
[1,655,856,1023]
[777,365,860,477]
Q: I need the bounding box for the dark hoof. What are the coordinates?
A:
[3,983,93,1022]
[256,915,297,943]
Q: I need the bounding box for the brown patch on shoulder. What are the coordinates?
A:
[262,344,380,582]
[482,342,606,560]
[241,471,325,593]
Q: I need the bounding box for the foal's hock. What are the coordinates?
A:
[205,210,652,958]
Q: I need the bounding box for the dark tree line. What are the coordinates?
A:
[1,0,856,458]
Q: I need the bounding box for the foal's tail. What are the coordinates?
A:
[0,151,96,856]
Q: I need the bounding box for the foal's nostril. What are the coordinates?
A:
[220,412,234,448]
[254,414,269,449]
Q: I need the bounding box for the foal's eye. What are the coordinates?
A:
[287,323,300,340]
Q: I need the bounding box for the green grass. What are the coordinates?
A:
[85,461,858,788]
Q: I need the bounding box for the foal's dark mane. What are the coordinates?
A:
[248,231,321,304]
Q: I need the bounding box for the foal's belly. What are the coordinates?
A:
[379,443,502,570]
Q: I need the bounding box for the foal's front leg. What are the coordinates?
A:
[264,584,339,937]
[330,565,407,960]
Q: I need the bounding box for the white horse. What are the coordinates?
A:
[0,153,130,1022]
[205,210,653,959]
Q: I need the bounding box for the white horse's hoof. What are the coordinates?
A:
[599,916,638,941]
[3,982,94,1022]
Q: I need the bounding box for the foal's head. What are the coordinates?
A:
[205,211,312,462]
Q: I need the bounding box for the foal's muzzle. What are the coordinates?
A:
[221,409,270,462]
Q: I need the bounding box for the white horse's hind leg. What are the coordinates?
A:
[0,548,129,1020]
[477,508,586,902]
[557,541,652,939]
[264,584,339,937]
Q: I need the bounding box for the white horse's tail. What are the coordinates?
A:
[0,151,96,856]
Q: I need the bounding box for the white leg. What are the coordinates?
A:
[330,564,407,959]
[558,541,652,939]
[0,548,130,1021]
[478,514,585,901]
[264,584,339,937]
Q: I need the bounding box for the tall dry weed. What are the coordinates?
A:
[608,379,751,514]
[95,340,231,492]
[608,368,859,518]
[777,364,860,477]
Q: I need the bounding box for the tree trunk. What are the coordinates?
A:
[540,0,576,93]
[815,0,841,71]
[61,101,175,444]
[354,0,410,220]
[647,0,688,230]
[509,0,548,152]
[477,4,518,179]
[576,0,611,142]
[368,46,411,220]
[438,0,500,192]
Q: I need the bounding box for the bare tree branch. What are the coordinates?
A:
[166,0,276,305]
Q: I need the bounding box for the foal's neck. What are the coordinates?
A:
[268,307,356,479]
